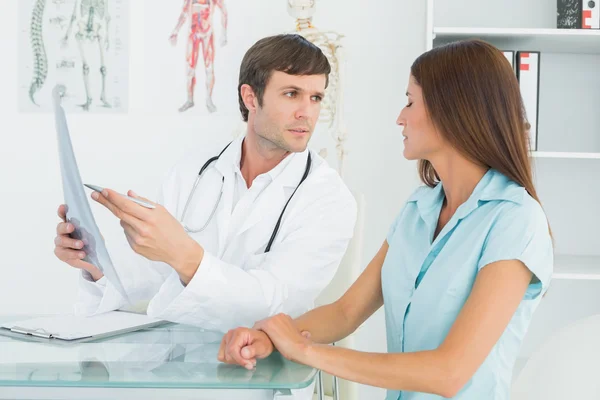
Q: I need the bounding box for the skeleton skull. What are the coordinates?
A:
[287,0,316,20]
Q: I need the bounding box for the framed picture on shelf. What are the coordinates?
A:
[557,0,599,29]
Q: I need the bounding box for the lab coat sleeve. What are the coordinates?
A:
[146,187,358,332]
[73,246,172,316]
[73,164,181,316]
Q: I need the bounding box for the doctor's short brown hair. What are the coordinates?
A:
[237,34,331,122]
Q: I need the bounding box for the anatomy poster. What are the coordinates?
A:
[145,0,241,116]
[169,0,227,113]
[18,0,130,113]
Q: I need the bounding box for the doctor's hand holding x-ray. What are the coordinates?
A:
[54,191,203,285]
[55,204,104,281]
[88,189,203,285]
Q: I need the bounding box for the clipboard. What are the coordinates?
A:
[52,84,130,302]
[0,311,167,344]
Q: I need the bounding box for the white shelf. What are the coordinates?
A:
[553,255,600,280]
[433,27,600,54]
[532,152,600,159]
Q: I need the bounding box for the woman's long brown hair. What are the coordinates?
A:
[411,39,544,210]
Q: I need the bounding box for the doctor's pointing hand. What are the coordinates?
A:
[91,188,204,285]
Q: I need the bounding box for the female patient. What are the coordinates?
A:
[217,39,554,399]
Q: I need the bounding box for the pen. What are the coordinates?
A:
[84,184,156,209]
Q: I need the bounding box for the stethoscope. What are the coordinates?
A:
[180,143,312,253]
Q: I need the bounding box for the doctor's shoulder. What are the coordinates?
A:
[285,151,357,231]
[155,144,226,209]
[163,144,224,184]
[306,151,356,209]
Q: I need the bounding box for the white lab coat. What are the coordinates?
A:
[74,136,357,400]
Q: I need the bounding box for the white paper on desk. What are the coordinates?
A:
[1,312,163,341]
[51,84,129,302]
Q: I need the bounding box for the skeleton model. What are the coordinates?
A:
[61,0,112,110]
[288,0,347,176]
[170,0,227,113]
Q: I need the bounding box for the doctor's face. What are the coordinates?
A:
[252,71,325,153]
[397,75,446,160]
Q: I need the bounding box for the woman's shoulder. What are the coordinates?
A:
[488,187,548,231]
[386,184,435,240]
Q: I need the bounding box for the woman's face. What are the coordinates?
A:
[396,75,446,161]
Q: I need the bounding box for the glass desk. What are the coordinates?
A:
[0,316,317,400]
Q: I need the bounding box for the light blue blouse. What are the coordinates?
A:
[382,169,553,400]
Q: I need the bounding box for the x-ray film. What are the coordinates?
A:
[52,84,130,303]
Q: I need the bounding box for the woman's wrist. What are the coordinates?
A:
[298,342,321,366]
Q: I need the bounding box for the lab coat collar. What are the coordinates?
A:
[269,148,310,188]
[213,135,308,189]
[213,136,244,178]
[212,135,312,242]
[235,147,311,237]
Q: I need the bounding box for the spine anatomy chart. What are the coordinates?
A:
[29,0,49,106]
[19,0,129,113]
[287,0,348,176]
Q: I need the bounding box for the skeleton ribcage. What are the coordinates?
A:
[302,31,341,128]
[81,0,106,19]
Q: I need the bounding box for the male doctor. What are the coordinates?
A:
[53,34,356,339]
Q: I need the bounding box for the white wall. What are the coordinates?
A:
[0,1,426,398]
[434,0,556,29]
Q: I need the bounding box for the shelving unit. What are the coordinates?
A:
[553,255,600,280]
[433,27,600,54]
[532,152,600,159]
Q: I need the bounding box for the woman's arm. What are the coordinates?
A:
[292,241,388,344]
[218,241,388,365]
[260,259,532,398]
